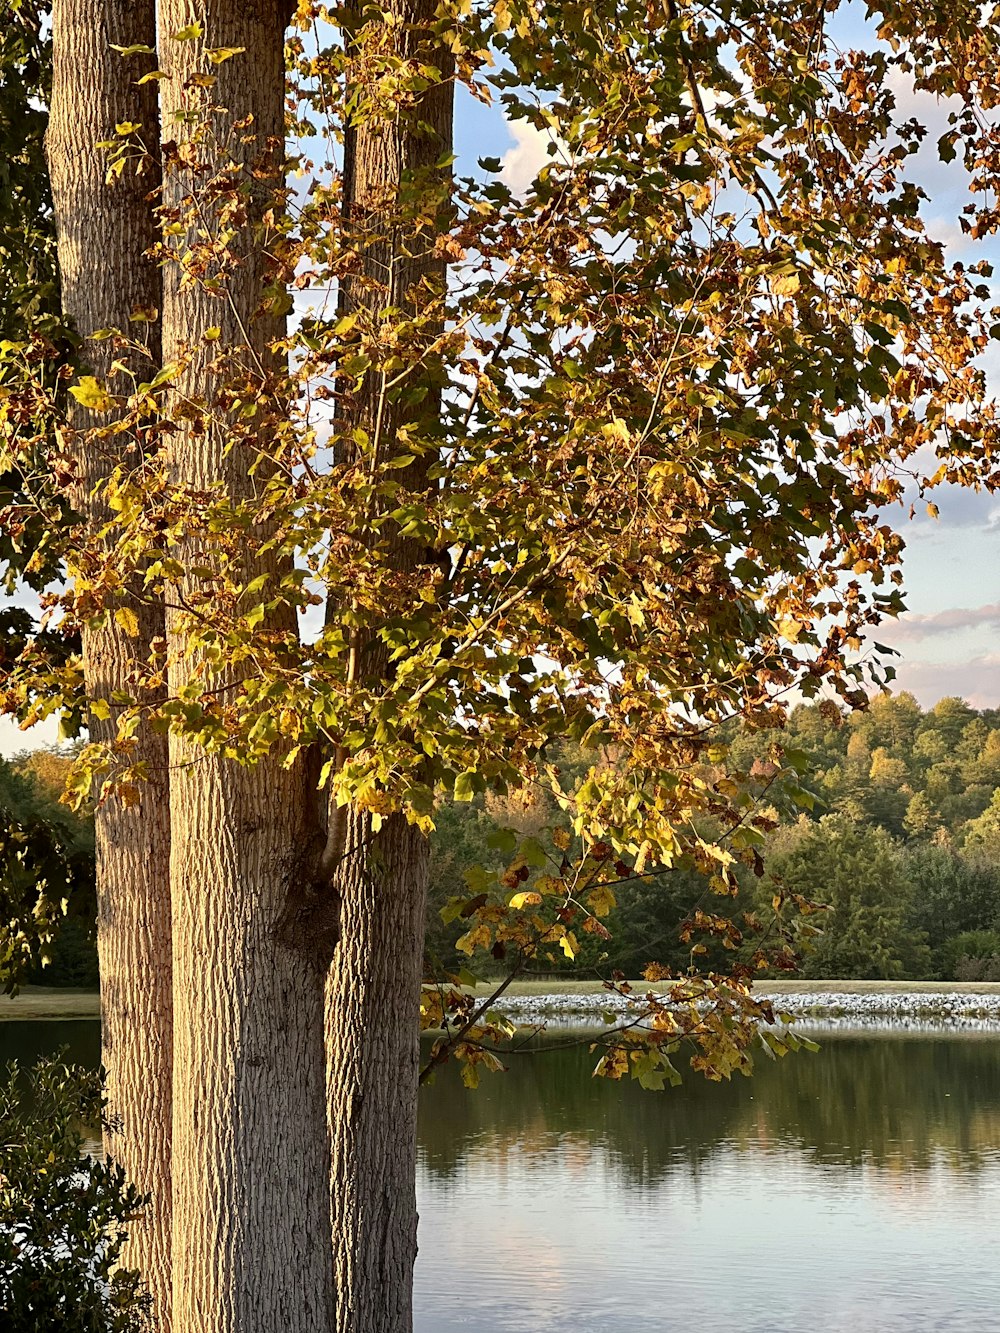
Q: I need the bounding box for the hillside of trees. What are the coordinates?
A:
[5,692,1000,988]
[426,693,1000,984]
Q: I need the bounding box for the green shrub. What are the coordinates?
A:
[0,1059,148,1331]
[940,930,1000,981]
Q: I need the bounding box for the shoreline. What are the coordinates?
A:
[8,980,1000,1032]
[481,980,1000,1033]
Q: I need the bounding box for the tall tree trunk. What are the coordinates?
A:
[327,813,431,1333]
[45,4,173,1328]
[325,6,453,1329]
[156,6,334,1332]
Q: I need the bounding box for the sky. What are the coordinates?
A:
[3,7,1000,759]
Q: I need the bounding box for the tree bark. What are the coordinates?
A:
[327,813,430,1333]
[157,6,334,1332]
[45,4,173,1328]
[325,6,453,1329]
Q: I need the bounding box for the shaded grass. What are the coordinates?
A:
[8,978,1000,1023]
[0,987,101,1022]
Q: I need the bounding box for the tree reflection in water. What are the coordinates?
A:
[415,1030,1000,1333]
[418,1029,1000,1182]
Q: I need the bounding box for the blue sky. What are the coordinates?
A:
[3,10,999,758]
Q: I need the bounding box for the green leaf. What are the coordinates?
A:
[521,836,547,868]
[486,827,517,856]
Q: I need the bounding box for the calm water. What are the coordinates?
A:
[5,1021,1000,1332]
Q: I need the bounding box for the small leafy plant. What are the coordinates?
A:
[0,1058,148,1332]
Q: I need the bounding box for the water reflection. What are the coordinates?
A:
[418,1031,1000,1181]
[415,1032,1000,1333]
[0,1019,100,1074]
[4,1022,1000,1332]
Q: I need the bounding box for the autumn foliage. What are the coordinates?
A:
[3,0,1000,1085]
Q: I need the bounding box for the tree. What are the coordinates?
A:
[904,842,1000,976]
[768,816,930,979]
[44,2,174,1323]
[0,753,94,984]
[962,788,1000,854]
[155,6,335,1330]
[4,2,1000,1332]
[903,790,940,839]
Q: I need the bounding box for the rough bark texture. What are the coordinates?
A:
[157,6,334,1332]
[45,5,173,1327]
[327,813,430,1333]
[325,6,454,1330]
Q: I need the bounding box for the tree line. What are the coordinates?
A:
[9,691,1000,990]
[426,692,1000,983]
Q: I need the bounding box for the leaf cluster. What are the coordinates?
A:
[0,1058,148,1332]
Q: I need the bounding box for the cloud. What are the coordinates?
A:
[500,117,565,194]
[892,471,1000,538]
[877,603,1000,642]
[891,653,1000,709]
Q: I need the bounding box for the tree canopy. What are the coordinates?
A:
[3,0,1000,1065]
[2,1,1000,1328]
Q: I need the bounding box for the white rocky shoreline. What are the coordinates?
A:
[496,987,1000,1034]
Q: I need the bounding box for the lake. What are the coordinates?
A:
[5,1019,1000,1332]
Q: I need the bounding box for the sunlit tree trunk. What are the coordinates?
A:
[325,5,453,1328]
[156,5,334,1331]
[45,3,173,1327]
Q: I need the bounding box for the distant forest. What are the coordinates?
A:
[6,692,1000,987]
[427,693,1000,984]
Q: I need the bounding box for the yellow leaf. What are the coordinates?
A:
[777,616,803,642]
[455,924,491,956]
[559,931,579,960]
[206,45,246,64]
[601,417,631,443]
[204,326,221,341]
[114,606,140,638]
[461,1060,480,1089]
[509,890,542,909]
[69,376,115,412]
[770,273,800,296]
[586,884,617,917]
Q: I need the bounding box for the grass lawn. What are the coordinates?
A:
[0,987,101,1021]
[7,978,1000,1022]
